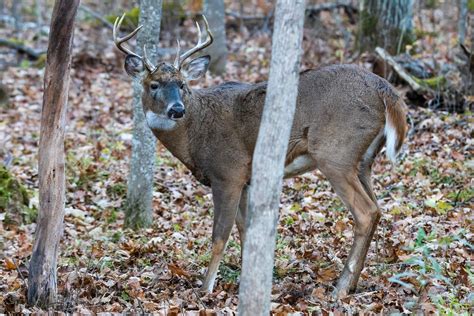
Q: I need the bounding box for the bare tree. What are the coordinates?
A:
[27,0,80,307]
[358,0,414,54]
[458,0,468,45]
[238,0,306,314]
[124,0,163,229]
[203,0,227,74]
[12,0,22,30]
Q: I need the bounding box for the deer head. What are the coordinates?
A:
[113,14,214,131]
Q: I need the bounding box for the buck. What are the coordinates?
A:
[113,15,407,298]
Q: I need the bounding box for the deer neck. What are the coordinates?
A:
[150,92,205,173]
[152,120,193,168]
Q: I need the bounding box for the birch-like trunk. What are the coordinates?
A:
[238,0,306,315]
[125,0,162,229]
[203,0,227,74]
[358,0,414,54]
[27,0,79,307]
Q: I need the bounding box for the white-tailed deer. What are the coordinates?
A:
[113,15,407,298]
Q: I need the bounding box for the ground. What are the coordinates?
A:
[0,2,473,314]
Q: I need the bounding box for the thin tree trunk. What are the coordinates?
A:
[238,0,306,315]
[125,0,162,229]
[458,0,467,45]
[358,0,414,54]
[12,0,22,31]
[203,0,227,74]
[36,0,44,27]
[27,0,79,308]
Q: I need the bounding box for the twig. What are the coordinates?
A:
[0,38,45,59]
[375,47,433,95]
[12,258,27,288]
[79,4,114,30]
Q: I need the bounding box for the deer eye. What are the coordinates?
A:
[150,82,159,90]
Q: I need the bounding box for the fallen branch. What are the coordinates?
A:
[306,2,358,14]
[375,47,433,94]
[0,38,45,59]
[225,2,358,24]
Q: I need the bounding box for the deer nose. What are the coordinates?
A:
[167,103,185,119]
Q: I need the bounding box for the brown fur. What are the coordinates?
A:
[138,63,408,297]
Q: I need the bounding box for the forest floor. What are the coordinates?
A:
[1,4,473,315]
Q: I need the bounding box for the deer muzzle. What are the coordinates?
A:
[167,102,185,119]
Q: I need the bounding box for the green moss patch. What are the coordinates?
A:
[0,164,36,226]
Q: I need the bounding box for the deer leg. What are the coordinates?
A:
[235,184,248,257]
[202,181,243,293]
[318,165,381,298]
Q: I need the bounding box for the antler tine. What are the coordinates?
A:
[173,39,181,69]
[143,45,157,73]
[113,13,158,73]
[113,13,143,58]
[177,15,214,69]
[195,21,202,45]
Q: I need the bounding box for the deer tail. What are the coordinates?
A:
[384,96,408,162]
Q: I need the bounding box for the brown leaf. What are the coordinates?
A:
[316,266,338,283]
[451,150,465,161]
[168,263,190,278]
[4,258,16,271]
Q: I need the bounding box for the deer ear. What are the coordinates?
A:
[124,55,144,78]
[182,55,210,81]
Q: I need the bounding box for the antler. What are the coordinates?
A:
[113,13,157,73]
[174,16,214,69]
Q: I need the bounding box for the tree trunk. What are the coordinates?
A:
[203,0,227,75]
[458,0,467,45]
[358,0,414,54]
[36,0,44,27]
[27,0,79,308]
[124,0,162,229]
[12,0,22,31]
[237,0,306,315]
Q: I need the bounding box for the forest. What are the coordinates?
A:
[0,0,472,314]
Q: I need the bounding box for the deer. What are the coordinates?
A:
[113,14,407,298]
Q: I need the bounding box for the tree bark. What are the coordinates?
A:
[124,0,162,229]
[27,0,79,308]
[237,0,306,315]
[203,0,227,75]
[358,0,414,54]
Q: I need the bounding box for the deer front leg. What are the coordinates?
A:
[202,181,243,293]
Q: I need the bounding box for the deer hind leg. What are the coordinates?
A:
[235,185,248,255]
[202,181,243,293]
[317,163,381,298]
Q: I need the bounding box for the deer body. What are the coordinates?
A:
[113,17,407,298]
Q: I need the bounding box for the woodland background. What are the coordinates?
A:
[0,0,473,314]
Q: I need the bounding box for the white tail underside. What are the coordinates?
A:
[384,119,398,162]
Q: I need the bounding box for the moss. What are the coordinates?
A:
[414,28,438,39]
[414,76,447,89]
[469,0,474,12]
[0,164,36,225]
[425,0,439,9]
[33,53,47,69]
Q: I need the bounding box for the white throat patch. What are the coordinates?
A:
[145,111,177,131]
